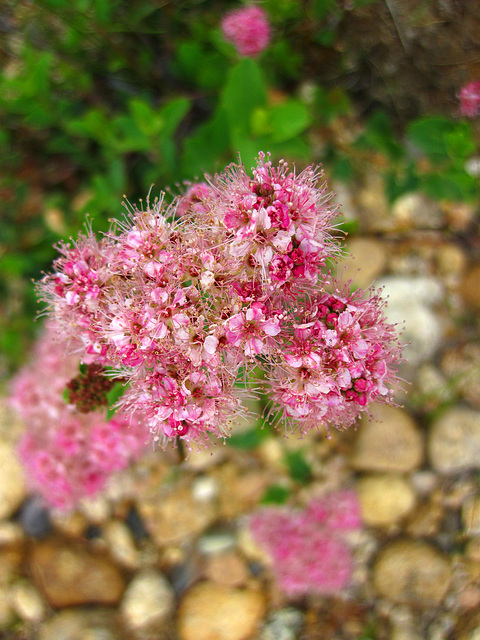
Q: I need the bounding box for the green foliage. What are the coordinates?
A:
[261,484,291,505]
[284,450,313,484]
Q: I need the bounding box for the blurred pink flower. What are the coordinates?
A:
[459,81,480,118]
[221,5,271,57]
[250,490,361,596]
[10,323,150,510]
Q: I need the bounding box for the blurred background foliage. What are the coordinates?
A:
[0,0,479,378]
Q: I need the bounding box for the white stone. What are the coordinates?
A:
[10,580,45,622]
[377,276,444,366]
[121,569,175,631]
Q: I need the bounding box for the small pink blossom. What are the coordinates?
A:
[459,81,480,118]
[250,490,362,596]
[221,5,271,58]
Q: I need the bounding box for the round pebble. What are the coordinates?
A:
[351,404,423,473]
[178,581,266,640]
[121,569,175,632]
[358,474,416,527]
[374,539,451,607]
[429,407,480,473]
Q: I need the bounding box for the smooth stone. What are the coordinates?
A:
[463,495,480,536]
[0,441,27,519]
[203,552,249,587]
[441,343,480,410]
[455,610,480,640]
[351,404,423,473]
[377,276,444,366]
[177,581,266,640]
[38,608,123,640]
[435,243,467,278]
[0,546,23,584]
[391,192,444,229]
[104,520,140,569]
[358,474,416,526]
[374,539,451,607]
[121,569,175,633]
[355,170,393,232]
[139,481,216,546]
[19,496,52,538]
[10,580,46,622]
[258,608,304,640]
[214,464,270,519]
[459,263,480,310]
[0,585,14,626]
[340,237,388,288]
[429,408,480,473]
[30,538,125,607]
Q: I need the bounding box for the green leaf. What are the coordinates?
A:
[106,381,128,420]
[407,116,455,159]
[221,58,267,136]
[358,110,403,160]
[284,450,313,484]
[267,100,311,143]
[160,98,190,137]
[228,424,268,450]
[313,0,337,19]
[261,484,290,505]
[181,108,230,178]
[420,169,479,202]
[444,125,476,160]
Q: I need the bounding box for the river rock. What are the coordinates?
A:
[373,539,451,607]
[30,539,125,607]
[441,343,480,410]
[177,581,266,640]
[340,237,388,288]
[38,608,123,640]
[459,263,480,310]
[104,520,140,569]
[358,474,416,526]
[121,569,175,634]
[139,480,216,546]
[0,441,27,519]
[429,407,480,473]
[203,551,249,587]
[351,404,423,473]
[391,192,444,229]
[463,495,480,536]
[377,276,444,366]
[10,580,45,622]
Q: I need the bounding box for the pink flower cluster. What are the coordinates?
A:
[37,153,402,447]
[250,490,362,596]
[10,324,149,510]
[221,5,271,57]
[459,81,480,118]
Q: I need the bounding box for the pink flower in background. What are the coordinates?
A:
[221,5,271,57]
[459,81,480,118]
[250,490,362,596]
[10,324,149,510]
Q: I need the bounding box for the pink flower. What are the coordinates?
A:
[221,5,271,57]
[250,490,362,596]
[10,323,149,510]
[35,153,402,448]
[459,81,480,118]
